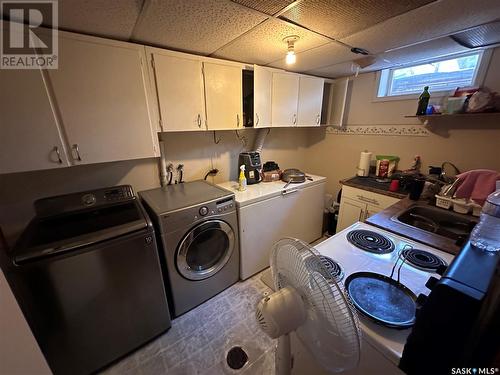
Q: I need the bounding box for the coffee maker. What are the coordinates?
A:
[238,152,262,184]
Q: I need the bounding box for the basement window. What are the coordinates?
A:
[376,51,490,99]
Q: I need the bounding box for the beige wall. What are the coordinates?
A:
[305,47,500,196]
[0,267,51,375]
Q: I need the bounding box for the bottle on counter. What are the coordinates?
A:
[470,190,500,252]
[416,86,430,115]
[238,165,247,192]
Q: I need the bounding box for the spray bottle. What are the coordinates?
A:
[238,165,247,191]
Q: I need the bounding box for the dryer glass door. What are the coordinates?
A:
[177,219,235,280]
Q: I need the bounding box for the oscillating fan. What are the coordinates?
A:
[256,238,361,374]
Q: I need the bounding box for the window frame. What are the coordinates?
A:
[373,49,492,102]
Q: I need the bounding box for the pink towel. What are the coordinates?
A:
[455,169,500,205]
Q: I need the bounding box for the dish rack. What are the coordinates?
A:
[435,195,482,216]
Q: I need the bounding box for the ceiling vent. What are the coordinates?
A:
[451,20,500,49]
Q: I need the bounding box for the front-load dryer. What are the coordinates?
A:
[139,181,239,317]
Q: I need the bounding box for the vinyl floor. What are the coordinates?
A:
[101,272,275,375]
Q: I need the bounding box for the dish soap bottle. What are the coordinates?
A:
[416,86,430,115]
[238,165,247,191]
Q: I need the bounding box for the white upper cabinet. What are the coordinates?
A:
[150,51,206,131]
[297,75,324,127]
[253,65,272,128]
[0,67,69,174]
[48,34,157,165]
[271,72,299,127]
[203,62,243,130]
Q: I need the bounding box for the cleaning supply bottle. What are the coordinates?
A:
[238,165,247,191]
[416,86,430,115]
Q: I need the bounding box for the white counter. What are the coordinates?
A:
[218,173,326,208]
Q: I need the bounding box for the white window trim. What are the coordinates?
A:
[373,49,492,102]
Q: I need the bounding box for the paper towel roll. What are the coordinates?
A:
[357,151,372,177]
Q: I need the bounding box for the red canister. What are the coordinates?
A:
[389,179,400,192]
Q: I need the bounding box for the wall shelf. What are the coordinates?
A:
[405,112,500,125]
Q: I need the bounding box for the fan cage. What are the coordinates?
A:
[270,238,361,373]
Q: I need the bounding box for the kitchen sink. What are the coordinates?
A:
[392,205,478,242]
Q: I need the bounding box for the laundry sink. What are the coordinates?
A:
[392,205,478,242]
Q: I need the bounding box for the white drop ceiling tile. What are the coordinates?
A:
[341,0,500,54]
[132,0,268,55]
[361,37,469,72]
[308,37,472,78]
[279,0,434,39]
[268,41,355,71]
[306,61,358,78]
[56,0,142,39]
[231,0,295,15]
[212,17,330,65]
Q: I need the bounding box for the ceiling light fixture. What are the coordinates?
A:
[283,35,299,65]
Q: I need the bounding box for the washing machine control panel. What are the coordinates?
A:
[199,206,209,216]
[216,197,234,213]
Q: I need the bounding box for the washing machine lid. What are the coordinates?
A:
[139,180,233,214]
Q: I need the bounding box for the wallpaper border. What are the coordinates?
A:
[326,125,429,137]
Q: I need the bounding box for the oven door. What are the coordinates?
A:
[176,219,235,280]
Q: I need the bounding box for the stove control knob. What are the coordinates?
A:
[82,193,96,206]
[199,206,208,216]
[425,276,439,290]
[435,264,447,276]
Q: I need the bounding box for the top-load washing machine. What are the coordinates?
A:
[139,180,239,317]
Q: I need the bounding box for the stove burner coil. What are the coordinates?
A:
[319,255,344,282]
[347,230,395,254]
[401,248,446,272]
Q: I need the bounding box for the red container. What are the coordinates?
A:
[389,179,400,192]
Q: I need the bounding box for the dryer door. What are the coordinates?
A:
[176,219,235,280]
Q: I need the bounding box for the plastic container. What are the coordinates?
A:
[446,96,467,114]
[470,190,500,252]
[435,195,452,209]
[470,202,483,217]
[452,198,470,214]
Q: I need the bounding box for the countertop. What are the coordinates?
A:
[218,174,326,207]
[366,198,470,255]
[340,176,408,199]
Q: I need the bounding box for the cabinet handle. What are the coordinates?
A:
[255,113,259,126]
[72,144,82,161]
[316,114,320,124]
[292,114,297,125]
[53,146,62,164]
[356,195,379,205]
[237,114,240,127]
[197,114,202,128]
[282,189,299,196]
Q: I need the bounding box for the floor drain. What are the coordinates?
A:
[226,346,248,370]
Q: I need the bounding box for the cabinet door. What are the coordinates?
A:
[48,35,157,165]
[152,53,206,131]
[297,75,324,126]
[325,77,349,126]
[253,65,272,128]
[204,62,242,130]
[0,68,69,174]
[271,72,299,127]
[337,197,366,232]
